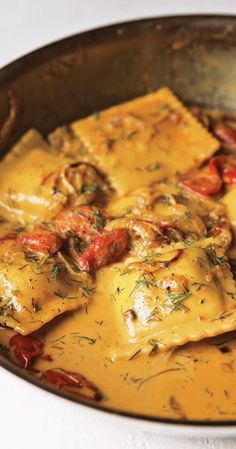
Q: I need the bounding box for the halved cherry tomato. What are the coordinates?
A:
[78,228,129,272]
[18,228,62,255]
[55,206,106,242]
[181,169,222,196]
[42,368,102,401]
[9,334,44,369]
[209,155,236,186]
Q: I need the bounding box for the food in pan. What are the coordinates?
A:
[1,87,236,420]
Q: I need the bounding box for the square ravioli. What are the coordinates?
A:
[0,130,68,223]
[71,87,220,193]
[105,246,236,358]
[0,237,94,335]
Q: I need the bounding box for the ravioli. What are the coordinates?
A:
[107,246,236,357]
[0,130,69,223]
[0,235,93,334]
[72,87,219,193]
[2,89,236,420]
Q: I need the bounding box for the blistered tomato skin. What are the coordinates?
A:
[9,334,44,369]
[78,228,129,272]
[55,206,107,242]
[209,156,236,186]
[181,172,222,196]
[42,368,102,401]
[18,229,62,255]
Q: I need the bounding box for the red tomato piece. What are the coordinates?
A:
[209,155,236,186]
[18,229,62,255]
[181,170,222,196]
[208,155,227,177]
[9,334,44,369]
[42,368,102,401]
[214,123,236,146]
[78,228,129,272]
[55,206,106,242]
[223,166,236,185]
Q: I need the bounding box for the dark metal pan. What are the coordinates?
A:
[1,15,236,430]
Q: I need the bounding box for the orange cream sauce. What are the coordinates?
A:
[1,88,236,421]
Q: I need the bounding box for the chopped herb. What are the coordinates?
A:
[51,263,63,281]
[128,348,142,361]
[141,251,162,262]
[207,247,227,266]
[183,239,194,248]
[167,291,191,312]
[24,250,50,272]
[149,338,159,356]
[0,299,15,315]
[32,298,41,313]
[104,356,114,364]
[54,290,78,300]
[78,184,97,196]
[146,307,161,323]
[95,320,104,326]
[71,333,96,345]
[129,277,157,297]
[19,264,29,271]
[81,285,96,297]
[50,335,66,344]
[225,290,236,299]
[115,286,125,295]
[119,267,133,276]
[137,368,183,389]
[212,311,233,321]
[92,209,106,231]
[192,282,209,291]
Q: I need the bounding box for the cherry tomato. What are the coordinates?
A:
[42,368,102,401]
[181,170,222,196]
[9,334,44,369]
[209,155,236,186]
[18,228,62,255]
[55,206,106,242]
[78,228,129,272]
